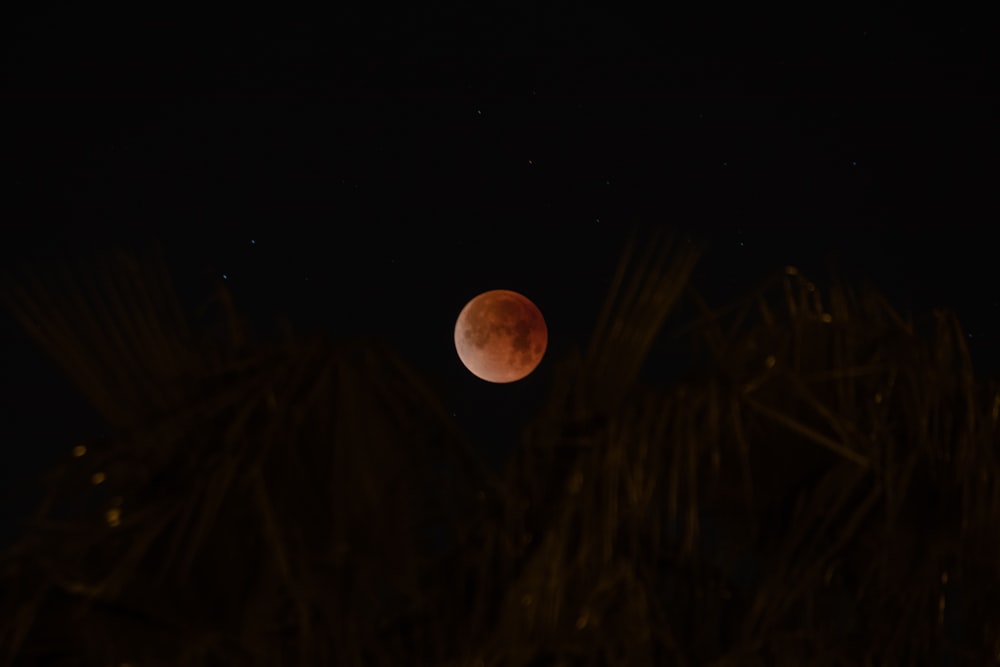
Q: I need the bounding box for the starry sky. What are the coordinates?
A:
[2,5,997,539]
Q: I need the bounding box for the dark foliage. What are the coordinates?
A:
[2,233,998,665]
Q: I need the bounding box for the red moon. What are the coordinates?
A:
[454,289,548,383]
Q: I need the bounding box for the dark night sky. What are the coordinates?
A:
[2,5,997,539]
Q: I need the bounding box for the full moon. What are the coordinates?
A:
[454,289,548,383]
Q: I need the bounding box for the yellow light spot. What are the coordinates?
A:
[521,594,533,607]
[874,392,883,404]
[941,571,949,584]
[575,609,590,630]
[91,472,106,485]
[72,445,87,457]
[820,313,833,323]
[765,355,776,368]
[105,507,121,527]
[785,266,799,276]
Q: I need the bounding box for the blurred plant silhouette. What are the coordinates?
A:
[1,232,998,665]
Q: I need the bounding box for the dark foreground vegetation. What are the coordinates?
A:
[2,233,998,665]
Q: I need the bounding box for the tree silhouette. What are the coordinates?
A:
[1,233,998,665]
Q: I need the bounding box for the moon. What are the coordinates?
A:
[454,289,548,383]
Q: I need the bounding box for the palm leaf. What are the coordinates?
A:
[2,235,999,665]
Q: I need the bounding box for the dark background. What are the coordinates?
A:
[2,5,997,540]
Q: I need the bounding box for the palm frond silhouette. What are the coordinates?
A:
[2,232,998,665]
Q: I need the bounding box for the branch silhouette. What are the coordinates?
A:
[1,233,998,665]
